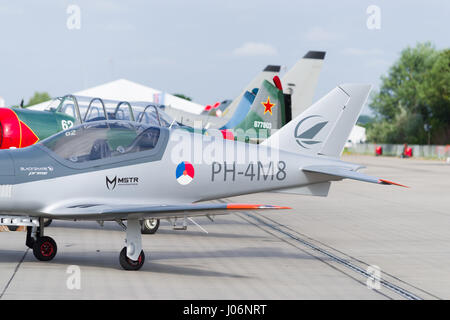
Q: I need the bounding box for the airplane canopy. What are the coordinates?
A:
[40,121,163,164]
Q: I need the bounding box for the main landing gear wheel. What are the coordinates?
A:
[119,247,145,271]
[32,236,57,261]
[141,219,160,234]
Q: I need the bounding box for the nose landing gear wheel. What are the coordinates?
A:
[119,247,145,270]
[32,236,57,261]
[141,219,160,234]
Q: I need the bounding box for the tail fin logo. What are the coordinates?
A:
[294,115,328,149]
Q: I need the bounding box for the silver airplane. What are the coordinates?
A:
[0,84,405,270]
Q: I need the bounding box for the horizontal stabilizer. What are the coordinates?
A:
[303,165,408,187]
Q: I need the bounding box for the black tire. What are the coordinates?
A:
[32,236,57,261]
[43,219,53,227]
[119,247,145,271]
[7,226,18,231]
[141,219,160,234]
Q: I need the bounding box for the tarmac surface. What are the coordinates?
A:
[0,155,449,300]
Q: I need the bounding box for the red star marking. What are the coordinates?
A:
[261,97,275,115]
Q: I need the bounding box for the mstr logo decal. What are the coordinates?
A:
[294,115,328,149]
[106,176,117,190]
[176,161,195,185]
[106,176,139,190]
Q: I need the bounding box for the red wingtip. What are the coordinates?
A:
[379,179,409,188]
[226,204,291,210]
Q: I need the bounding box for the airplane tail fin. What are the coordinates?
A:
[221,78,286,141]
[219,91,256,130]
[221,65,281,119]
[261,84,372,158]
[282,51,326,118]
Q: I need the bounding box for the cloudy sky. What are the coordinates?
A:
[0,0,448,114]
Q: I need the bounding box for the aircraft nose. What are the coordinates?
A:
[0,108,21,149]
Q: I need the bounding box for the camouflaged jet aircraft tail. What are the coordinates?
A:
[221,65,281,119]
[221,78,286,142]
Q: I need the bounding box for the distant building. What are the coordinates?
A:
[349,125,367,144]
[0,97,5,108]
[345,125,367,148]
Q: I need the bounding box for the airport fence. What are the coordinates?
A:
[347,143,450,159]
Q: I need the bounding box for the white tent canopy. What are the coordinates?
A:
[348,125,367,144]
[28,79,204,114]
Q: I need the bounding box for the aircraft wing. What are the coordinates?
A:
[302,165,408,187]
[43,203,290,220]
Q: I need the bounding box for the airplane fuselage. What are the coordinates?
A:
[0,127,352,218]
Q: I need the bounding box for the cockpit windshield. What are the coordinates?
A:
[40,121,161,163]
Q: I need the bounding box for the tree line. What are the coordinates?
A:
[367,42,449,145]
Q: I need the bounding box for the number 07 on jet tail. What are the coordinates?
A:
[0,84,406,270]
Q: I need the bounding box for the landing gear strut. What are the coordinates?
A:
[119,218,145,270]
[22,217,146,270]
[26,218,57,262]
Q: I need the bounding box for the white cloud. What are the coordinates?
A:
[304,27,343,42]
[341,48,384,56]
[232,42,278,57]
